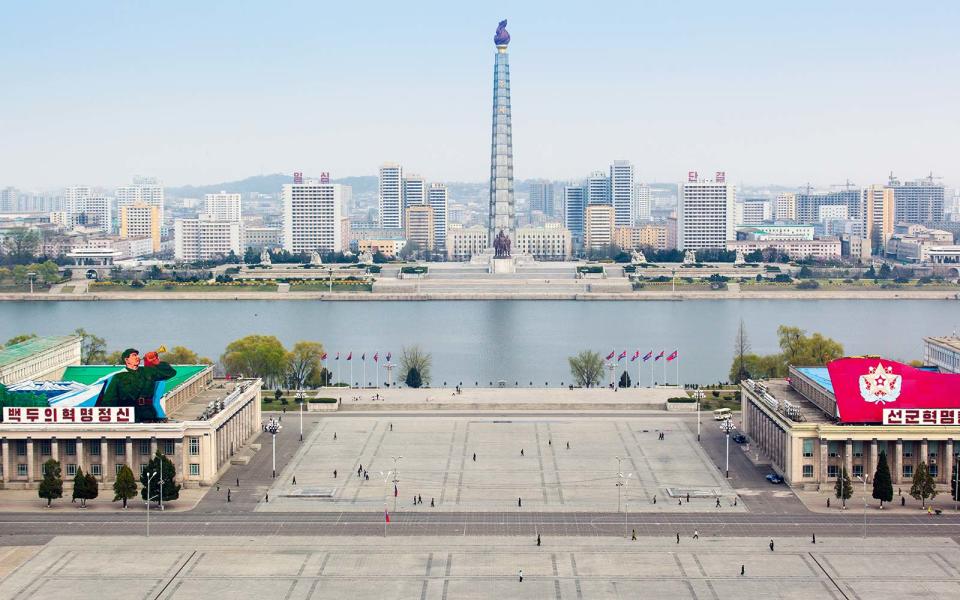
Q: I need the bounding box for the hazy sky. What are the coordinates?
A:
[2,1,958,189]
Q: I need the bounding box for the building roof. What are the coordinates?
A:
[60,365,208,396]
[794,367,834,393]
[927,337,960,353]
[0,336,78,369]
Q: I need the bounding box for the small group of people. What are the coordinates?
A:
[657,431,666,440]
[412,495,435,507]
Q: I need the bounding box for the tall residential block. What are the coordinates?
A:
[795,190,861,225]
[775,193,797,221]
[529,181,555,216]
[120,203,161,252]
[403,174,427,208]
[584,204,616,250]
[378,163,403,229]
[204,192,242,222]
[862,185,895,252]
[80,195,113,233]
[428,183,448,252]
[175,219,242,261]
[564,185,587,250]
[282,182,345,254]
[64,186,91,214]
[609,160,634,226]
[678,174,735,250]
[587,171,610,205]
[0,187,18,212]
[633,183,651,223]
[116,177,164,223]
[405,205,435,252]
[886,175,945,224]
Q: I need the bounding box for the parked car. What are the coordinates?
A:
[732,433,748,444]
[765,473,784,484]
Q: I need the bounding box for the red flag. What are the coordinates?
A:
[617,351,627,361]
[642,351,653,361]
[631,350,640,362]
[374,352,379,363]
[321,352,328,360]
[605,351,615,361]
[667,350,678,361]
[347,352,352,361]
[655,351,665,361]
[385,509,390,523]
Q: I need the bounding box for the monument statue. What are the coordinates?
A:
[358,249,373,265]
[683,249,697,265]
[493,229,512,259]
[260,248,272,265]
[310,251,323,266]
[494,20,510,46]
[734,248,746,265]
[631,249,647,265]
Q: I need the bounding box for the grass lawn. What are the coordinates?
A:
[60,286,75,293]
[289,282,372,292]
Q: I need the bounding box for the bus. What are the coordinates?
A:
[713,408,732,421]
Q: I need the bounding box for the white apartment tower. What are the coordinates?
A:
[428,183,448,252]
[80,195,113,233]
[633,183,651,223]
[282,182,345,254]
[775,193,797,221]
[378,163,403,229]
[64,186,91,214]
[678,173,735,250]
[116,177,164,223]
[203,192,242,222]
[587,171,610,205]
[403,174,427,208]
[609,160,635,227]
[175,219,242,261]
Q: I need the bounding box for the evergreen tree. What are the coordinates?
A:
[140,450,181,503]
[113,464,137,509]
[72,467,89,507]
[952,463,960,503]
[910,462,937,508]
[38,459,63,508]
[619,371,632,388]
[84,472,99,504]
[405,367,422,388]
[872,450,893,508]
[834,467,853,509]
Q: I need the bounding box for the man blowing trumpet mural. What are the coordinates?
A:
[97,345,176,422]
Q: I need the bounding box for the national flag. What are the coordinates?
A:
[617,351,627,361]
[361,353,365,361]
[631,350,640,362]
[386,352,392,362]
[385,509,390,523]
[335,352,340,360]
[321,352,327,361]
[667,350,679,361]
[346,352,352,361]
[655,351,665,361]
[605,351,615,361]
[642,351,653,362]
[374,352,379,363]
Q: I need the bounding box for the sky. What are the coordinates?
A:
[1,1,958,190]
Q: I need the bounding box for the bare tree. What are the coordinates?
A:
[732,319,751,383]
[400,345,432,385]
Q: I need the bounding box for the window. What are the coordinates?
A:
[38,440,51,456]
[65,440,76,456]
[189,437,200,456]
[852,465,863,477]
[803,465,814,478]
[16,441,26,456]
[828,442,839,458]
[189,463,200,476]
[90,443,100,456]
[17,464,27,477]
[802,439,814,458]
[929,446,938,458]
[903,442,913,458]
[827,465,838,478]
[904,465,913,478]
[115,464,125,475]
[930,464,939,477]
[853,441,863,458]
[66,464,77,477]
[163,440,175,455]
[139,440,151,456]
[91,464,102,477]
[115,441,125,456]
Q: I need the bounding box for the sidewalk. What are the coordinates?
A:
[0,487,206,513]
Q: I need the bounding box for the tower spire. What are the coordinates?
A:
[488,20,515,247]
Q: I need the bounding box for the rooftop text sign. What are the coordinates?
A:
[3,407,133,424]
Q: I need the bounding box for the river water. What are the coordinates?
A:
[0,300,953,386]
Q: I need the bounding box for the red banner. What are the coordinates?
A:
[826,357,960,423]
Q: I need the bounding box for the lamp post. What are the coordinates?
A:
[623,472,633,539]
[158,470,164,511]
[265,418,282,478]
[146,471,156,537]
[27,271,36,294]
[607,362,616,389]
[381,470,393,537]
[328,268,334,293]
[615,456,623,513]
[856,475,867,539]
[297,389,305,442]
[720,420,735,478]
[696,394,701,442]
[391,456,402,513]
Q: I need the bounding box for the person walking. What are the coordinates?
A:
[265,491,269,503]
[473,453,476,462]
[518,497,522,508]
[812,533,816,544]
[631,529,637,541]
[413,496,417,506]
[333,469,337,478]
[333,432,337,441]
[236,476,240,487]
[769,539,775,552]
[693,530,699,540]
[227,489,231,502]
[566,442,570,450]
[389,423,393,431]
[676,532,680,544]
[715,498,720,508]
[431,498,435,507]
[686,493,690,503]
[418,494,422,505]
[537,534,541,547]
[520,449,524,457]
[740,564,745,576]
[653,496,657,504]
[293,475,297,485]
[519,569,523,583]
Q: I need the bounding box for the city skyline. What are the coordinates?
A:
[1,2,958,189]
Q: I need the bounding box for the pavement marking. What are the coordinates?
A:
[545,423,566,505]
[535,423,549,504]
[455,421,471,505]
[808,552,851,600]
[152,549,197,600]
[438,422,459,506]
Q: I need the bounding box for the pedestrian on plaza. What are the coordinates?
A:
[413,496,417,505]
[740,564,745,576]
[333,433,337,441]
[812,533,816,544]
[901,496,905,507]
[826,497,830,508]
[521,449,524,457]
[693,530,699,539]
[266,491,269,503]
[358,464,363,477]
[678,499,682,506]
[293,475,297,485]
[418,494,422,505]
[237,476,240,487]
[333,469,337,478]
[431,498,435,507]
[519,569,523,583]
[548,439,551,446]
[518,497,522,508]
[566,442,570,449]
[734,497,738,507]
[217,484,220,491]
[769,539,774,552]
[473,453,476,462]
[716,498,721,508]
[365,472,369,481]
[898,487,902,496]
[631,529,637,541]
[653,495,657,504]
[537,534,541,546]
[676,533,680,544]
[227,489,231,502]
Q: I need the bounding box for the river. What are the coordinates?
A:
[0,300,952,386]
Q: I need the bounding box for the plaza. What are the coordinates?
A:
[260,415,742,513]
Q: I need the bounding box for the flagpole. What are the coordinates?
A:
[350,357,354,389]
[649,357,653,388]
[363,356,367,389]
[662,353,666,385]
[676,353,680,387]
[376,356,380,388]
[336,355,340,387]
[636,353,640,389]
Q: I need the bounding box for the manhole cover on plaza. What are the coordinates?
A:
[665,487,721,498]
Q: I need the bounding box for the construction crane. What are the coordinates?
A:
[830,179,857,192]
[926,171,944,185]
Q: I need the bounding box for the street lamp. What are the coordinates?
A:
[265,418,282,478]
[297,389,305,442]
[856,474,867,539]
[615,456,624,513]
[391,456,403,513]
[623,472,633,539]
[328,268,334,293]
[720,420,736,478]
[145,471,157,537]
[27,271,36,294]
[380,470,394,537]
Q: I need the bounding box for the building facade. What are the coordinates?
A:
[678,176,735,250]
[282,182,345,254]
[726,238,841,260]
[174,218,243,261]
[203,192,242,223]
[404,205,435,252]
[584,204,615,250]
[795,190,860,225]
[515,224,571,260]
[116,177,164,224]
[609,160,634,227]
[774,192,796,222]
[887,176,945,225]
[529,181,555,217]
[428,183,448,252]
[378,163,403,229]
[564,186,586,251]
[119,203,161,253]
[446,225,488,261]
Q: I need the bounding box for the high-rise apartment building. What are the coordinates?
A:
[428,183,448,253]
[0,187,17,213]
[282,182,345,254]
[564,185,587,250]
[174,219,242,261]
[886,176,945,224]
[795,190,860,225]
[120,203,161,252]
[609,160,634,227]
[737,199,771,225]
[862,185,895,253]
[774,193,797,221]
[203,192,242,222]
[405,205,435,252]
[116,177,164,223]
[403,174,427,208]
[79,195,113,233]
[587,171,610,205]
[529,181,555,216]
[378,163,403,229]
[633,183,651,223]
[64,186,91,214]
[584,204,616,250]
[678,174,735,250]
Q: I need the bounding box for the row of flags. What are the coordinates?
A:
[606,350,679,362]
[320,352,393,363]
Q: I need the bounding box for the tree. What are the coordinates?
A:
[113,464,138,508]
[3,228,40,263]
[872,450,893,508]
[140,450,181,503]
[160,345,213,364]
[834,467,853,509]
[405,367,423,388]
[798,265,813,279]
[74,328,107,364]
[398,240,420,260]
[878,263,892,279]
[731,320,751,383]
[910,461,937,508]
[274,388,283,402]
[36,260,60,284]
[619,371,631,388]
[38,459,63,507]
[221,335,288,387]
[72,467,91,507]
[84,471,99,503]
[5,333,37,347]
[399,345,432,386]
[568,350,604,388]
[286,341,324,390]
[104,350,124,364]
[305,366,332,387]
